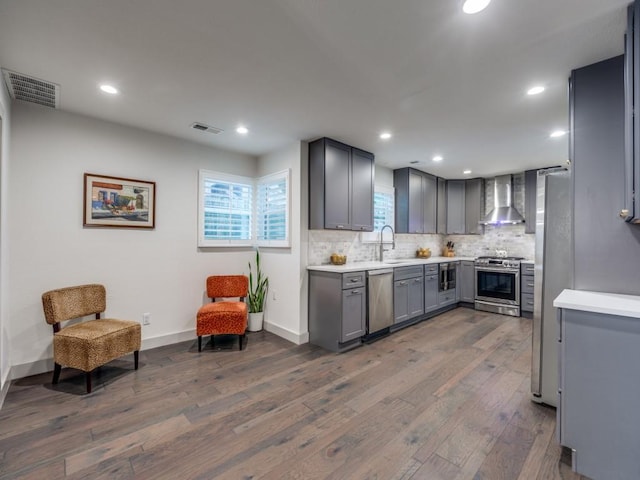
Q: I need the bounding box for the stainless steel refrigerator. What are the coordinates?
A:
[531,168,572,407]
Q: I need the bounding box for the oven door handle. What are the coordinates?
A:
[475,267,520,274]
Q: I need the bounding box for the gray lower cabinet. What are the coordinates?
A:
[558,307,640,480]
[520,262,535,314]
[460,261,475,303]
[424,273,439,313]
[393,266,424,323]
[309,270,365,351]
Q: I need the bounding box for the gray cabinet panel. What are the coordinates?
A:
[393,280,409,324]
[558,308,640,480]
[408,170,423,233]
[308,138,374,231]
[446,180,466,234]
[524,169,537,233]
[351,148,374,231]
[464,178,484,235]
[324,140,351,229]
[520,293,534,312]
[423,174,437,234]
[437,177,447,234]
[424,274,439,312]
[408,276,424,317]
[573,56,640,295]
[393,168,437,234]
[460,261,475,303]
[341,288,365,342]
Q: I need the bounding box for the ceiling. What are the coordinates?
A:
[0,0,630,178]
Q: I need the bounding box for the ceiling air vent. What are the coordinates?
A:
[2,69,60,108]
[190,122,223,135]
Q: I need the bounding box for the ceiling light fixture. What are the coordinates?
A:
[550,130,567,138]
[432,155,443,162]
[462,0,491,14]
[527,86,545,96]
[236,126,249,135]
[463,169,472,175]
[99,84,118,95]
[379,132,392,140]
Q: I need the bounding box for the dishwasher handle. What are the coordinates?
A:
[367,268,394,276]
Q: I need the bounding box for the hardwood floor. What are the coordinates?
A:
[0,308,588,479]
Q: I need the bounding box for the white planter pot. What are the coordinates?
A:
[248,312,264,332]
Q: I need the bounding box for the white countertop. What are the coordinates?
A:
[307,256,476,273]
[554,289,640,319]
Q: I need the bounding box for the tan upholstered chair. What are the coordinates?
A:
[42,284,141,393]
[196,275,248,352]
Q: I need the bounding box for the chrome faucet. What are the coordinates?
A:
[379,224,395,262]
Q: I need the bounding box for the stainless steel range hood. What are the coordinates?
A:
[479,174,524,225]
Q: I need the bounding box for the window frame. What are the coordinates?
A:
[198,168,291,248]
[361,184,395,243]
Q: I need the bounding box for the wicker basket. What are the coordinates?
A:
[330,254,347,265]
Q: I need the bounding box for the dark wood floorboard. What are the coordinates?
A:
[0,308,589,479]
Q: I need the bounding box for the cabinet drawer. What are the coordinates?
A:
[438,290,456,306]
[394,265,423,281]
[342,272,365,289]
[424,264,438,274]
[521,292,535,312]
[521,276,535,294]
[521,263,535,276]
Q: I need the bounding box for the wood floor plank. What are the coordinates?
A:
[0,309,578,480]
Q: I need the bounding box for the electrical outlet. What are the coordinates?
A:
[143,313,151,325]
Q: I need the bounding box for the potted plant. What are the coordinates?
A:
[247,249,269,331]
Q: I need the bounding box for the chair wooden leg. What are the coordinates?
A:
[86,371,92,394]
[134,350,139,369]
[52,362,61,384]
[198,336,202,352]
[239,334,245,351]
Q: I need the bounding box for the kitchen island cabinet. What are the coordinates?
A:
[309,137,374,231]
[554,289,640,480]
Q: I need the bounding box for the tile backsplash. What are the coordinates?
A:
[308,225,535,265]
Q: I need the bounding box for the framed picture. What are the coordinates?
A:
[84,173,156,229]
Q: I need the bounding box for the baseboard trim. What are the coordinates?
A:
[264,321,309,345]
[0,377,10,410]
[8,326,304,382]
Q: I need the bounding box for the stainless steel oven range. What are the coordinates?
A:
[474,256,524,317]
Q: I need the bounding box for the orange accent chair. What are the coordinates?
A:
[196,275,249,352]
[41,284,141,393]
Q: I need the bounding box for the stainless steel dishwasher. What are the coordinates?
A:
[367,268,394,335]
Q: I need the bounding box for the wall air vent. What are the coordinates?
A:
[2,69,60,108]
[190,122,224,135]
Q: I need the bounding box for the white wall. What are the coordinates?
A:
[257,142,309,343]
[9,102,259,377]
[0,72,11,392]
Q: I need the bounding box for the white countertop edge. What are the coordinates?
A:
[554,289,640,319]
[307,256,477,273]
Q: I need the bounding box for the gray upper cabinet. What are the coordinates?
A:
[623,2,640,223]
[464,178,484,235]
[446,180,466,234]
[437,177,447,234]
[524,169,537,234]
[394,168,437,234]
[309,137,374,231]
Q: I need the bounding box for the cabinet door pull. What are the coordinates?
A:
[414,278,422,283]
[351,290,361,295]
[350,278,358,282]
[527,283,534,287]
[336,225,344,229]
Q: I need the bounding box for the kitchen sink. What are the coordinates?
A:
[383,259,409,264]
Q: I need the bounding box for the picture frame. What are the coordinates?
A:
[83,173,156,229]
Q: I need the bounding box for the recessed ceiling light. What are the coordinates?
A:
[99,84,118,95]
[379,132,392,140]
[463,0,491,14]
[432,155,443,162]
[527,86,545,96]
[463,169,472,175]
[550,130,567,138]
[236,126,249,135]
